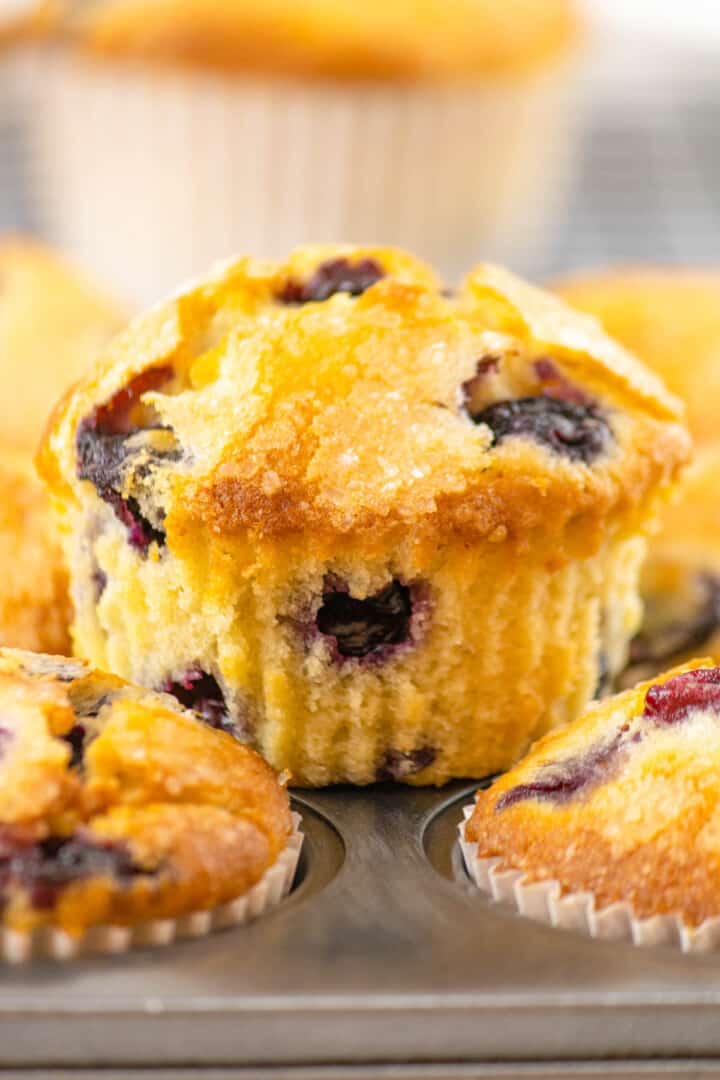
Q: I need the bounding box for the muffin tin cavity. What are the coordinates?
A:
[285,798,345,903]
[421,784,482,884]
[278,257,385,304]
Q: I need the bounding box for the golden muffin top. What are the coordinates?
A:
[556,269,720,447]
[67,0,579,81]
[0,237,124,451]
[40,245,689,562]
[466,660,720,927]
[0,647,291,932]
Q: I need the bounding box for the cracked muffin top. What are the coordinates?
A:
[0,647,292,933]
[0,237,124,451]
[68,0,579,81]
[556,269,720,447]
[40,246,689,563]
[466,660,720,928]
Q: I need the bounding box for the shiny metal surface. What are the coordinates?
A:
[2,783,720,1071]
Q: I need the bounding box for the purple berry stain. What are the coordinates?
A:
[316,580,414,660]
[279,257,385,304]
[76,366,176,553]
[643,667,720,726]
[496,723,638,812]
[533,358,593,406]
[161,669,240,738]
[471,396,610,464]
[376,746,436,782]
[0,830,148,911]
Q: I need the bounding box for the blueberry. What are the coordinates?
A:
[161,669,241,738]
[643,667,720,726]
[279,257,385,304]
[76,367,178,554]
[0,831,148,911]
[376,746,436,782]
[470,396,610,464]
[316,580,413,659]
[62,724,87,769]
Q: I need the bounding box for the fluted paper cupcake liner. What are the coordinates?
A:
[24,49,579,304]
[0,811,303,964]
[459,806,720,953]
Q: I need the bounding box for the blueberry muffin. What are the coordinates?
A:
[0,447,71,654]
[0,647,293,936]
[72,0,578,80]
[0,237,124,451]
[556,270,720,682]
[465,660,720,930]
[39,246,689,786]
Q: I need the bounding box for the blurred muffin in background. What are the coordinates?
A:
[556,270,720,683]
[0,236,124,449]
[0,445,71,654]
[27,0,580,303]
[0,1,57,45]
[76,0,576,80]
[0,237,123,653]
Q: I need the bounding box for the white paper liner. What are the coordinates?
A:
[459,805,720,953]
[23,49,579,305]
[0,811,303,964]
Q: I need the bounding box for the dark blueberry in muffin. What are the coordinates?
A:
[471,396,611,464]
[0,831,146,911]
[161,669,239,738]
[62,724,87,770]
[316,580,413,659]
[376,746,436,782]
[102,491,166,553]
[279,258,385,305]
[76,367,179,553]
[643,667,720,727]
[497,725,637,810]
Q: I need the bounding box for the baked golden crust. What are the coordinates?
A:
[40,245,688,556]
[0,237,124,452]
[466,660,720,928]
[0,647,292,933]
[71,0,579,81]
[555,268,720,447]
[0,446,71,655]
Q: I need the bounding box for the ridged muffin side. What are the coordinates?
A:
[39,246,690,785]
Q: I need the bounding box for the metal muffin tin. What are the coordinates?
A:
[3,782,720,1077]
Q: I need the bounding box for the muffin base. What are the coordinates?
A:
[70,507,646,786]
[460,807,720,953]
[0,812,302,964]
